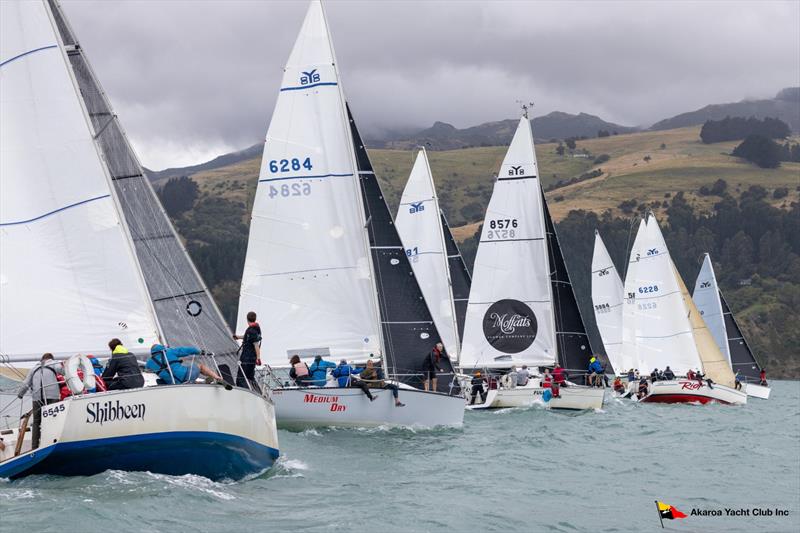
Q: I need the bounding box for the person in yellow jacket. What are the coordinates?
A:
[101,339,144,390]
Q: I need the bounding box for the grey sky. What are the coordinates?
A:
[62,0,800,169]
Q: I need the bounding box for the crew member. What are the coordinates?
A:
[146,344,222,384]
[517,364,530,386]
[759,369,767,387]
[332,359,361,387]
[16,353,64,449]
[553,363,566,388]
[470,371,487,405]
[307,355,336,387]
[289,355,310,386]
[233,311,261,390]
[663,366,675,380]
[360,360,404,407]
[102,339,144,390]
[422,342,446,391]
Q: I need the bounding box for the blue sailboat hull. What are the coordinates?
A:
[0,431,279,481]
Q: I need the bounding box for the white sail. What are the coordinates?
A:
[395,149,460,359]
[692,254,730,365]
[631,216,701,375]
[620,218,647,372]
[460,117,556,369]
[236,1,381,364]
[0,1,159,361]
[590,231,626,374]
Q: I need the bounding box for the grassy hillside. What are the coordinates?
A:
[165,125,799,376]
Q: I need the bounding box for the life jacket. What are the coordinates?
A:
[542,375,552,388]
[553,367,565,383]
[293,362,309,378]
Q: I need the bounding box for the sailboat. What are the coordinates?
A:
[395,148,472,362]
[458,112,604,410]
[235,1,464,430]
[692,254,769,399]
[0,0,278,480]
[591,231,625,375]
[624,215,746,404]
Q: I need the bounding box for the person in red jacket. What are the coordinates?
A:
[553,363,567,387]
[759,369,767,387]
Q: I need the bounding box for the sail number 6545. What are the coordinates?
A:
[268,157,313,173]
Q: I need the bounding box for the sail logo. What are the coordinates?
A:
[483,299,537,353]
[647,248,659,256]
[300,69,320,85]
[508,165,525,176]
[598,268,609,276]
[700,281,711,288]
[409,202,425,214]
[86,400,146,425]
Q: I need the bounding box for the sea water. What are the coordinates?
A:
[1,381,798,532]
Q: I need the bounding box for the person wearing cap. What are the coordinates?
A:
[332,359,362,387]
[469,371,487,405]
[307,355,336,387]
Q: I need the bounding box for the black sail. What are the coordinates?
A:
[346,105,451,391]
[720,291,762,381]
[542,194,595,375]
[440,212,472,343]
[49,1,240,381]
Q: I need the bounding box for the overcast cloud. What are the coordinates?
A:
[61,0,800,170]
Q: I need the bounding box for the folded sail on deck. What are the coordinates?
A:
[1,1,158,361]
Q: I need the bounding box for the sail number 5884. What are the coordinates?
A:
[268,157,313,173]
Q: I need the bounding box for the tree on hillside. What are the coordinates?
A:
[555,144,565,156]
[158,176,199,217]
[700,116,790,144]
[732,135,782,168]
[565,138,577,150]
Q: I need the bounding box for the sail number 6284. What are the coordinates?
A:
[268,157,313,173]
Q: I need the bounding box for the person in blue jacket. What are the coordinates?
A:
[146,344,222,385]
[307,355,336,386]
[332,359,361,387]
[587,356,604,387]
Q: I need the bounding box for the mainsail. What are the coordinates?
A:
[630,216,701,376]
[441,211,472,352]
[237,1,445,388]
[237,0,382,364]
[693,254,762,381]
[460,117,557,369]
[543,195,593,374]
[46,0,240,376]
[1,0,158,361]
[591,231,625,374]
[395,149,461,359]
[692,254,730,364]
[620,218,647,372]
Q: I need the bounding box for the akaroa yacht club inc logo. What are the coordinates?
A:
[482,299,538,353]
[653,500,791,528]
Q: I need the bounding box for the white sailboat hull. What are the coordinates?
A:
[0,385,279,480]
[744,383,771,399]
[272,387,465,430]
[464,380,605,410]
[642,379,747,405]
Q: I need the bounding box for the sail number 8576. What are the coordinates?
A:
[486,218,518,240]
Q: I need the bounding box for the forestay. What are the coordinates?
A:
[396,149,460,359]
[46,0,239,375]
[237,0,382,365]
[692,254,730,365]
[591,231,625,374]
[460,117,556,369]
[620,219,647,373]
[631,216,701,376]
[0,1,158,361]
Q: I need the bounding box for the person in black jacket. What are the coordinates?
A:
[102,338,144,390]
[233,311,261,391]
[422,343,446,391]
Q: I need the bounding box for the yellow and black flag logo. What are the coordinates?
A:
[656,501,687,527]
